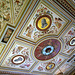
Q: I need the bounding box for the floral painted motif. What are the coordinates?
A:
[14,0,26,20]
[0,0,11,22]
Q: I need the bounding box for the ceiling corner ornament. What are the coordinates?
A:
[34,39,61,61]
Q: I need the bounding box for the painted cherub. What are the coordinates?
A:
[26,24,34,38]
[48,26,58,33]
[54,17,62,29]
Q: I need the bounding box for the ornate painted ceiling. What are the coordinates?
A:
[0,0,75,75]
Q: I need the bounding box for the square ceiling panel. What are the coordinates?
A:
[18,1,70,43]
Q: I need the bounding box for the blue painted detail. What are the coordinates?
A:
[42,46,54,55]
[49,64,53,68]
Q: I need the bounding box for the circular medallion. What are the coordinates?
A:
[46,63,55,70]
[11,55,25,65]
[34,39,61,61]
[36,15,52,31]
[42,46,54,55]
[69,37,75,46]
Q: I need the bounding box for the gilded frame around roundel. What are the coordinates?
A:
[36,15,52,31]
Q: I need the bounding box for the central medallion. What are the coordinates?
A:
[36,15,52,31]
[34,39,61,61]
[42,46,54,55]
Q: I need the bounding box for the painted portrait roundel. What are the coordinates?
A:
[11,55,25,65]
[36,15,52,31]
[69,37,75,46]
[34,39,61,61]
[46,63,55,70]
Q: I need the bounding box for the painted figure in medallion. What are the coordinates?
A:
[41,19,48,28]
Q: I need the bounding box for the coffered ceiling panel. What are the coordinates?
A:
[18,2,69,43]
[0,0,75,75]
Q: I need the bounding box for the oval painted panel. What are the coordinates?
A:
[69,37,75,46]
[11,55,25,65]
[34,39,61,61]
[46,63,55,70]
[36,15,52,31]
